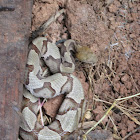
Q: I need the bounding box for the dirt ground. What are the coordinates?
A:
[30,0,140,139]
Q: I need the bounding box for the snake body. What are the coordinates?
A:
[20,37,85,140]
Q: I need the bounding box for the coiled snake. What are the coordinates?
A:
[19,37,97,140]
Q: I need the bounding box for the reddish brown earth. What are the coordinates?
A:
[31,0,140,139]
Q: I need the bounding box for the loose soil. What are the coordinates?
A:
[31,0,140,139]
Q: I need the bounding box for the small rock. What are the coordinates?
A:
[85,110,92,120]
[121,74,129,82]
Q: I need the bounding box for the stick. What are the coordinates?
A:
[31,9,65,39]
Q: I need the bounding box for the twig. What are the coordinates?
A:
[83,101,116,140]
[116,105,140,125]
[31,9,65,39]
[93,97,112,105]
[122,126,140,140]
[38,99,44,126]
[40,98,47,107]
[116,93,140,101]
[108,115,118,133]
[83,93,140,140]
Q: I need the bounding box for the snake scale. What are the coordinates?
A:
[19,37,97,140]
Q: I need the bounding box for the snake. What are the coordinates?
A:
[19,37,97,140]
